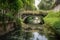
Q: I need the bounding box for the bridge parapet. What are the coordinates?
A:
[20,10,47,16]
[17,10,48,18]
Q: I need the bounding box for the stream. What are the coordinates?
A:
[35,0,41,10]
[31,32,48,40]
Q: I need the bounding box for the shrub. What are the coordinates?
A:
[44,11,60,40]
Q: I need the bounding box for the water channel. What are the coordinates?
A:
[24,31,48,40]
[32,32,48,40]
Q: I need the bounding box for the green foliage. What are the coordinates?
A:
[44,11,60,25]
[38,0,56,10]
[7,0,23,11]
[22,0,36,10]
[0,0,35,10]
[0,0,24,14]
[15,18,22,27]
[44,11,60,40]
[26,16,33,23]
[0,0,36,15]
[53,20,60,34]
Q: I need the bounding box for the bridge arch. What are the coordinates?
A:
[23,15,44,24]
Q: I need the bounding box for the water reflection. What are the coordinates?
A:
[32,32,48,40]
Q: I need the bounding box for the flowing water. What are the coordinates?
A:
[32,32,48,40]
[35,0,41,10]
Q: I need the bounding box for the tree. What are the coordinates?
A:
[22,0,36,10]
[0,0,23,14]
[38,0,56,10]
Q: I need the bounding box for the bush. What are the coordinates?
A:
[44,11,60,40]
[44,11,60,25]
[38,0,56,10]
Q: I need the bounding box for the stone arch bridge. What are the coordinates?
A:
[17,10,48,32]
